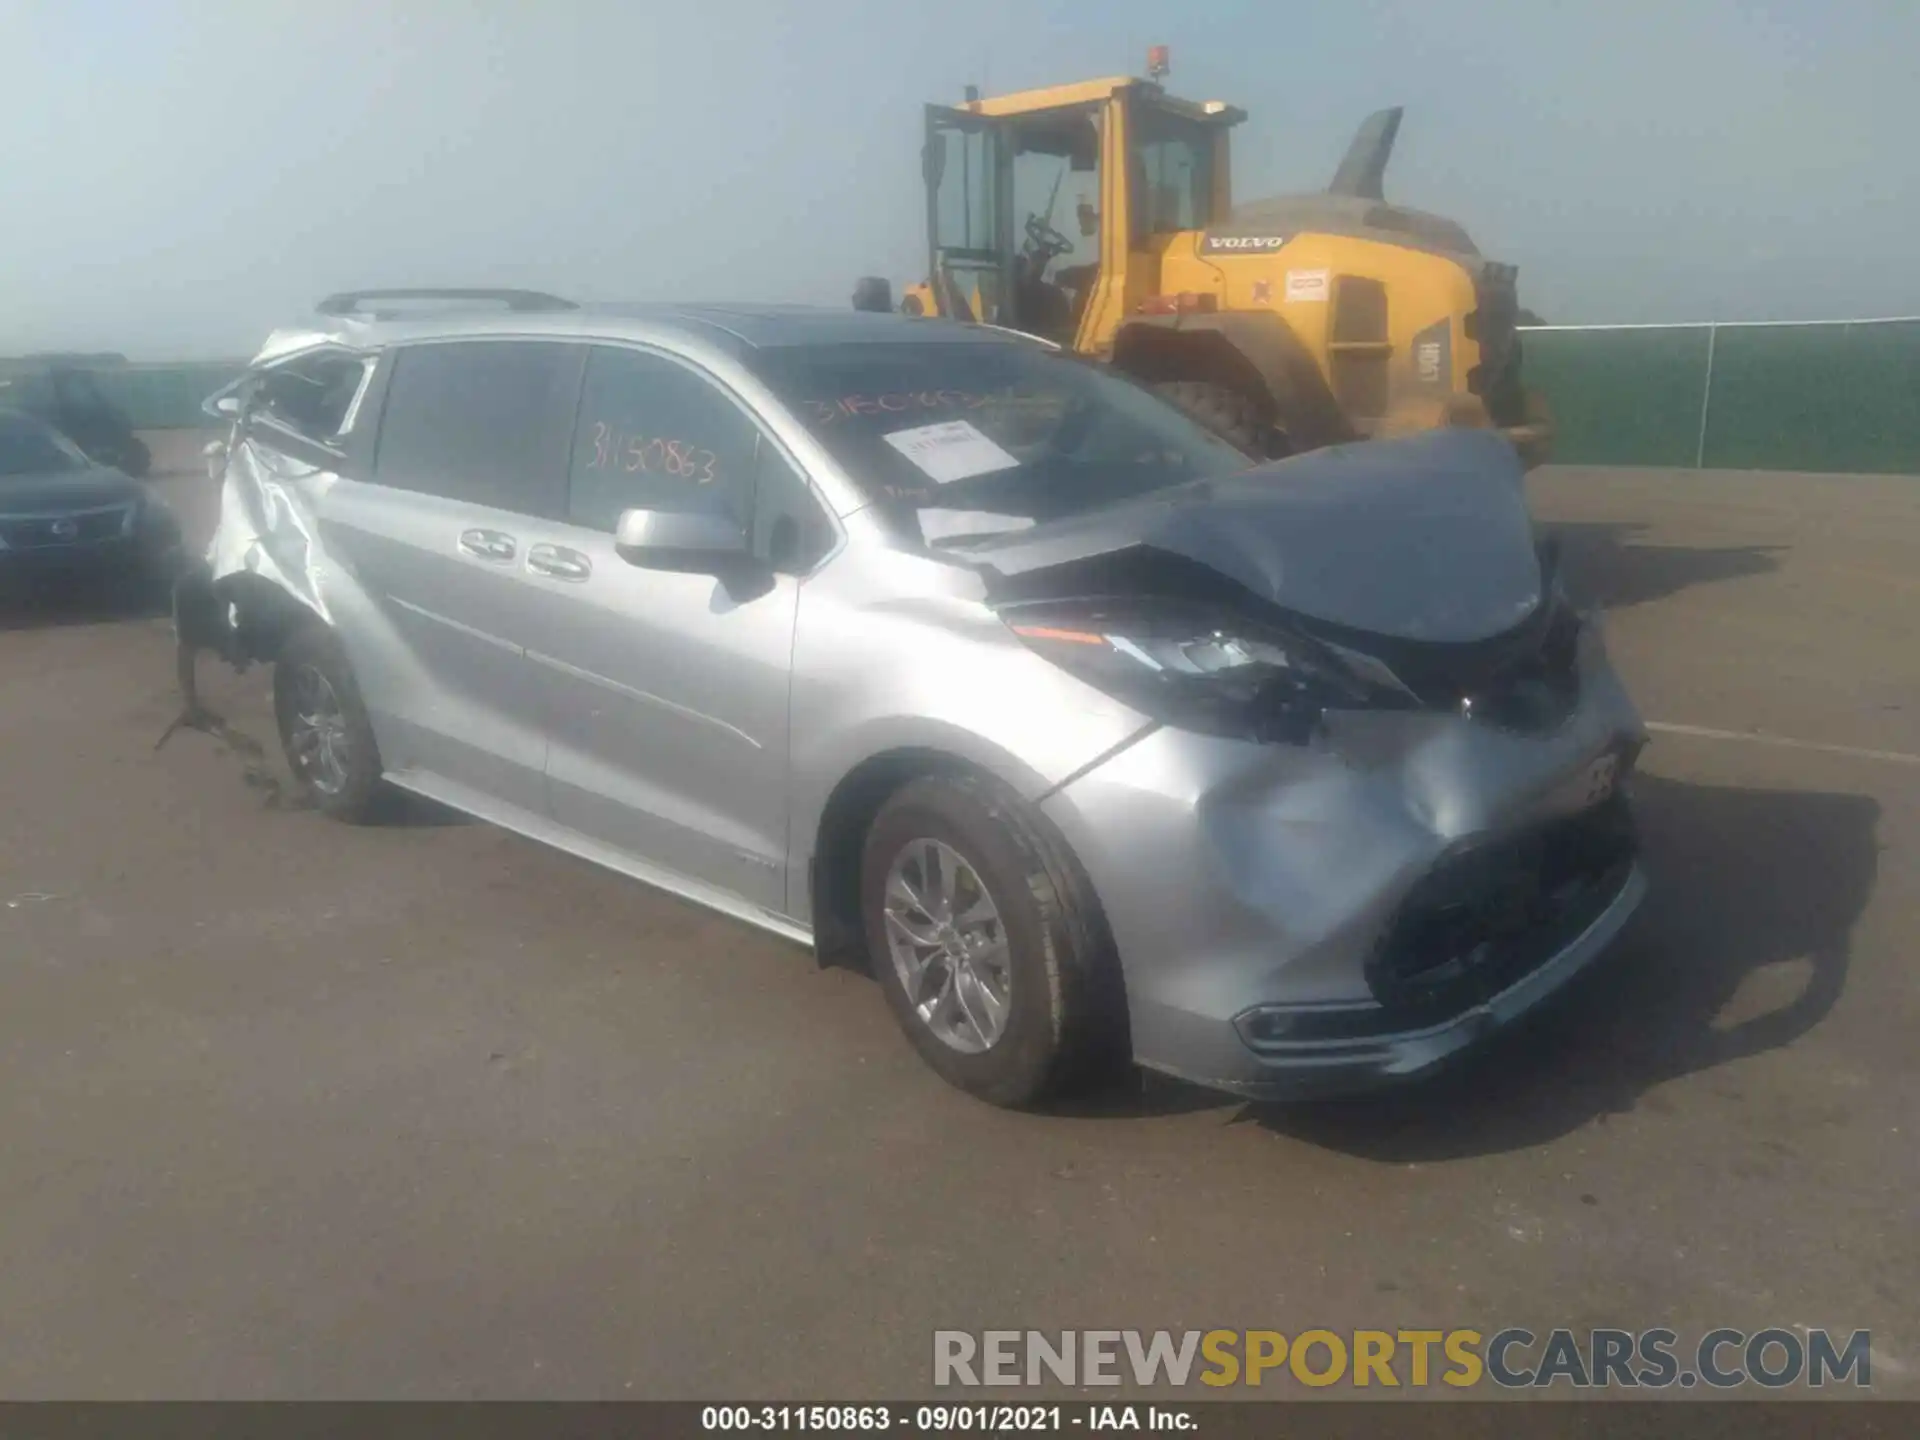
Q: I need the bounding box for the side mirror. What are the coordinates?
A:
[203,386,245,422]
[614,507,755,577]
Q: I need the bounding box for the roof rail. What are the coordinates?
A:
[314,288,577,317]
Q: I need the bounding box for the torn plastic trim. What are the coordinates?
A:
[170,424,344,739]
[203,432,336,628]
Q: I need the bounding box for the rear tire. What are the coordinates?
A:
[1151,380,1284,459]
[273,625,386,822]
[860,772,1128,1108]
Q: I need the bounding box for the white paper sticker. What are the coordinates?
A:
[918,509,1037,544]
[1285,268,1331,302]
[881,419,1021,485]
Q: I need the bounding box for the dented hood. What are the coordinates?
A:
[967,429,1543,644]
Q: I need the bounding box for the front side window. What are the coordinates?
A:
[746,339,1247,548]
[566,347,759,533]
[1132,106,1215,238]
[373,341,579,514]
[254,350,371,443]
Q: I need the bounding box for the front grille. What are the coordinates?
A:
[1366,791,1637,1026]
[0,507,128,549]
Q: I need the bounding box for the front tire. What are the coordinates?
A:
[860,773,1127,1108]
[273,625,386,822]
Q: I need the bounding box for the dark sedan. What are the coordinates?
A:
[0,407,182,602]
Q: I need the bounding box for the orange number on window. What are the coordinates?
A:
[696,448,717,484]
[589,421,610,469]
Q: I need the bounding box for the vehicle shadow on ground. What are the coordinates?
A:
[1545,520,1783,611]
[368,791,472,828]
[1047,1070,1239,1120]
[1241,772,1880,1160]
[153,656,470,827]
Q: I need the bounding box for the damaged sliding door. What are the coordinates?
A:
[318,339,585,816]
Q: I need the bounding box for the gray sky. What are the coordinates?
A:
[3,0,1914,358]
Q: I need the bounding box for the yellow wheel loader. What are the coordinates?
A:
[854,51,1550,464]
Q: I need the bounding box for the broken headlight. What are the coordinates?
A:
[1005,607,1409,744]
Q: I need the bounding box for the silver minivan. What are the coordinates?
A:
[181,290,1647,1108]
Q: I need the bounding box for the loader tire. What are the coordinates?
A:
[1151,380,1280,459]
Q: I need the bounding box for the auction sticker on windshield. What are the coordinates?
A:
[882,420,1021,485]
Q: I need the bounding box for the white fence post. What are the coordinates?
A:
[1694,322,1718,469]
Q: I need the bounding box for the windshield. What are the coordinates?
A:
[748,339,1250,546]
[0,411,88,477]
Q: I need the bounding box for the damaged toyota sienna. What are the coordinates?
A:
[178,291,1647,1108]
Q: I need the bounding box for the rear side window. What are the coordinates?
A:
[566,346,758,532]
[373,341,580,515]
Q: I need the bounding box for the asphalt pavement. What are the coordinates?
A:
[0,452,1913,1398]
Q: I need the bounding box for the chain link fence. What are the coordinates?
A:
[1521,318,1920,474]
[10,319,1919,475]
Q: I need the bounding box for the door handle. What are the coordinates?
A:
[458,528,517,563]
[526,543,592,582]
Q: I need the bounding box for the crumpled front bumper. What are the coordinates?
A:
[1039,627,1646,1100]
[1157,861,1645,1100]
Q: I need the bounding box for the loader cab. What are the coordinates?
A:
[919,77,1243,349]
